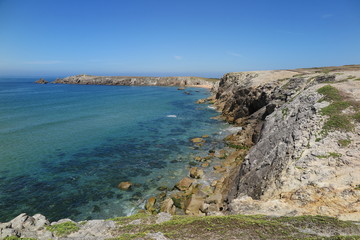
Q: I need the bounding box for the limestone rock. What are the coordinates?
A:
[189,167,204,179]
[191,137,204,143]
[155,212,173,224]
[35,78,48,84]
[160,198,176,215]
[145,196,157,213]
[117,181,132,190]
[185,194,206,216]
[175,177,194,191]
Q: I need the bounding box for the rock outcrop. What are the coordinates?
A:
[52,75,218,88]
[212,66,360,221]
[35,78,49,84]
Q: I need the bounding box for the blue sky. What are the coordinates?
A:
[0,0,359,77]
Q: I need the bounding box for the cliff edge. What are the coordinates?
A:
[211,65,360,221]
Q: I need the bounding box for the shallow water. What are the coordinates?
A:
[0,78,228,221]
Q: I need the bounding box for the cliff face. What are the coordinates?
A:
[53,75,218,88]
[213,66,360,221]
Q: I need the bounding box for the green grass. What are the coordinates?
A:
[316,152,342,159]
[320,101,351,115]
[317,85,343,102]
[282,107,289,118]
[328,152,342,158]
[106,214,360,240]
[317,85,358,134]
[227,143,249,150]
[353,112,360,122]
[338,139,351,147]
[322,115,354,133]
[354,78,360,81]
[46,221,80,237]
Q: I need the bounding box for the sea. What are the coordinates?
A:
[0,77,229,222]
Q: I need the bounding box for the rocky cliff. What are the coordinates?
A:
[212,65,360,221]
[52,75,218,88]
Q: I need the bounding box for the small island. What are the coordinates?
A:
[35,78,49,84]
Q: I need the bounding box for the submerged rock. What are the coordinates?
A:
[191,137,204,143]
[117,181,132,190]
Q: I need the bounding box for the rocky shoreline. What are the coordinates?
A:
[49,75,219,89]
[2,65,359,239]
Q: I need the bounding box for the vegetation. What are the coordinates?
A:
[46,221,80,237]
[282,107,289,118]
[106,214,360,240]
[316,152,342,159]
[317,85,359,134]
[227,143,249,150]
[338,139,351,147]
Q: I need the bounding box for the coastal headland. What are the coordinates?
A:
[2,65,360,239]
[52,75,219,89]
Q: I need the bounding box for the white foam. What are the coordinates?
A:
[166,115,177,118]
[207,106,216,109]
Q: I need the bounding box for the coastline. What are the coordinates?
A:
[1,65,359,239]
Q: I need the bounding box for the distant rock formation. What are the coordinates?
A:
[35,78,49,84]
[52,75,219,88]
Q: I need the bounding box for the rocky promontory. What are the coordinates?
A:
[52,75,218,88]
[212,65,360,221]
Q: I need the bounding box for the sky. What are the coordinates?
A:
[0,0,359,78]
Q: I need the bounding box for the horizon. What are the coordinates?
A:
[1,0,360,77]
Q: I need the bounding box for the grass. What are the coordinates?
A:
[317,85,359,134]
[46,221,80,237]
[338,139,351,147]
[282,107,289,118]
[316,152,342,159]
[354,78,360,81]
[353,112,360,122]
[106,214,360,240]
[227,143,250,150]
[317,85,343,102]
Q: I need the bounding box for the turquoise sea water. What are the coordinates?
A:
[0,78,227,222]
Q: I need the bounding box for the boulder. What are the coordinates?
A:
[213,165,226,173]
[196,99,207,104]
[201,162,210,168]
[117,181,132,190]
[160,198,176,215]
[191,138,204,143]
[185,194,206,216]
[189,167,204,179]
[145,196,157,213]
[175,177,194,191]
